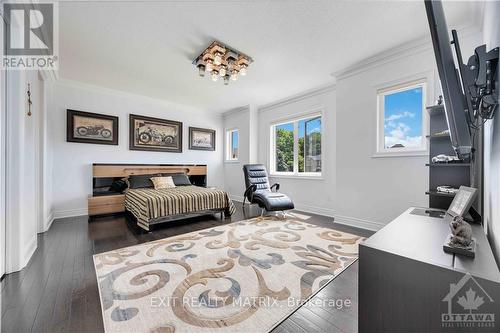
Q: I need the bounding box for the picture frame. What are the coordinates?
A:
[67,109,119,145]
[189,127,216,151]
[129,114,183,153]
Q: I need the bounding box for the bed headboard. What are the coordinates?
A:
[92,163,208,189]
[92,163,207,178]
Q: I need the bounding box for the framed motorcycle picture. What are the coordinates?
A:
[67,109,119,145]
[129,114,183,153]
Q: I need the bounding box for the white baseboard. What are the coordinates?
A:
[50,203,385,232]
[53,208,88,219]
[22,235,37,269]
[333,214,385,232]
[293,204,385,231]
[43,211,55,232]
[229,195,384,232]
[293,203,336,218]
[229,194,246,203]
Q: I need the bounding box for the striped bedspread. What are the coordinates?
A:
[125,185,236,230]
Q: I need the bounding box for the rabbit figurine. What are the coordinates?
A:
[449,216,473,247]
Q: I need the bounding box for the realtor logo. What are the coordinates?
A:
[1,2,58,69]
[442,272,495,329]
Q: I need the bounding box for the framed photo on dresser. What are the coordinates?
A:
[129,114,183,153]
[189,127,215,151]
[67,109,119,145]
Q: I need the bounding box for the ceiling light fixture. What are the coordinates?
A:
[239,64,247,76]
[230,69,239,81]
[214,52,223,66]
[205,59,213,73]
[211,70,219,82]
[194,41,253,85]
[219,65,227,77]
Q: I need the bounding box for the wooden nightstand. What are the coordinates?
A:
[88,194,125,217]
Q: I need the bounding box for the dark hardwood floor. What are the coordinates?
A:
[1,204,373,333]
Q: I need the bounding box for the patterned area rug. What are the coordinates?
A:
[93,215,363,333]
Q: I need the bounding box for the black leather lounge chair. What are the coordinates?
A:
[242,164,294,216]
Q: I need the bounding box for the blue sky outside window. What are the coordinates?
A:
[383,87,423,149]
[231,130,238,158]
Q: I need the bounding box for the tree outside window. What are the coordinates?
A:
[272,114,322,176]
[275,123,294,172]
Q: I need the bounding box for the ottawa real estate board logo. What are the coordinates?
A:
[1,2,58,69]
[442,272,495,329]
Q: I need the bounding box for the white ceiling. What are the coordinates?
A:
[59,0,483,113]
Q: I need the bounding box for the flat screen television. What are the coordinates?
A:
[424,0,472,158]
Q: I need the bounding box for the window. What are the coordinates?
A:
[377,80,427,155]
[274,122,294,172]
[271,114,322,176]
[226,129,239,161]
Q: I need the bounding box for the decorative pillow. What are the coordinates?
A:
[109,179,128,193]
[129,173,160,189]
[122,177,130,189]
[161,173,192,186]
[150,176,176,190]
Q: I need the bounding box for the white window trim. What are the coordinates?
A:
[269,174,325,180]
[225,128,239,162]
[374,78,429,158]
[269,111,323,177]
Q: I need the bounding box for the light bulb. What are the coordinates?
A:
[230,70,238,81]
[239,65,247,76]
[198,64,205,77]
[219,66,226,77]
[224,76,229,85]
[211,70,219,82]
[206,60,213,72]
[214,52,222,65]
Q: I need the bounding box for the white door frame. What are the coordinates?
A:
[0,13,6,279]
[36,72,45,233]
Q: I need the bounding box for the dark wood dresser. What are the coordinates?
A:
[359,207,500,333]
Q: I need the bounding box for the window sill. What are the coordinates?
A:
[269,174,324,180]
[372,150,429,158]
[224,159,239,164]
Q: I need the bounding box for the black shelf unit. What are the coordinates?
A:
[426,105,471,209]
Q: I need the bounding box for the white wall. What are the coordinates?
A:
[0,50,6,278]
[48,80,224,218]
[257,76,427,230]
[223,104,261,201]
[257,86,339,219]
[4,69,42,273]
[483,1,500,264]
[248,105,259,163]
[42,79,54,232]
[334,58,435,228]
[223,106,251,200]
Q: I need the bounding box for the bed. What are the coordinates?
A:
[125,185,235,231]
[89,164,235,231]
